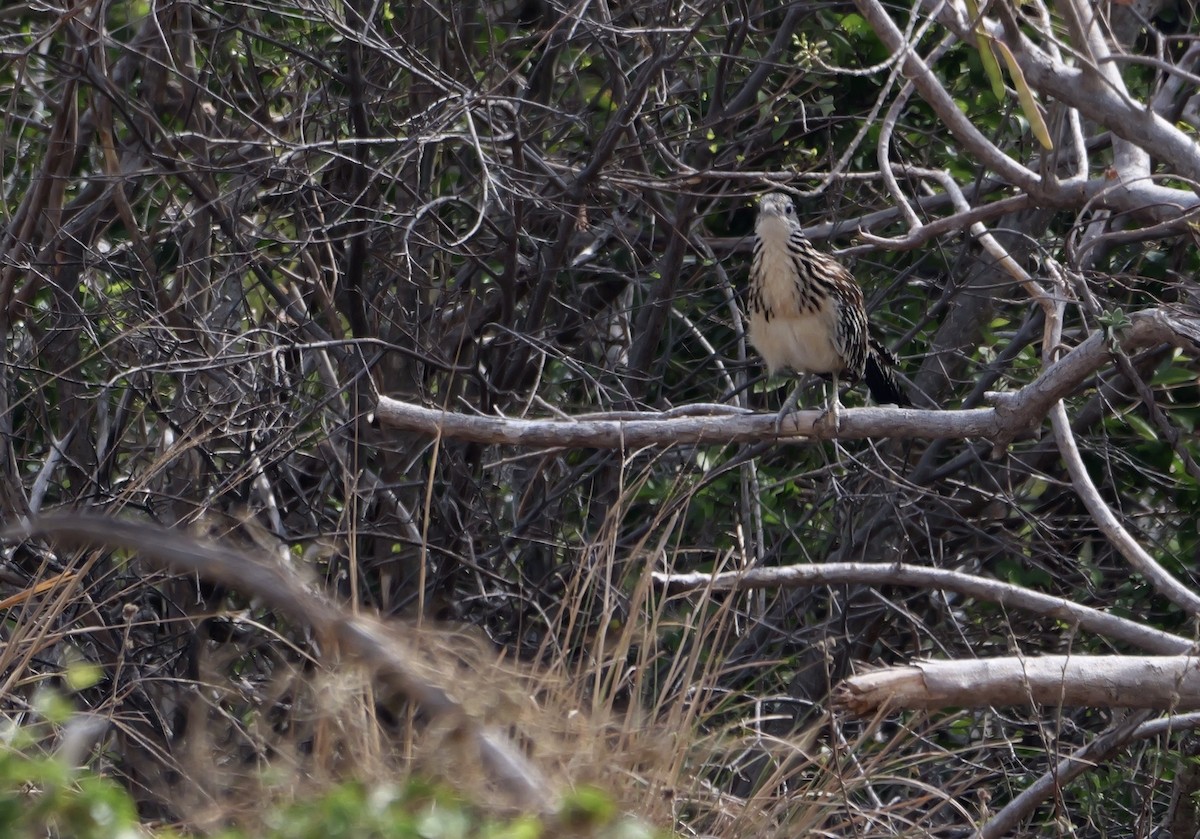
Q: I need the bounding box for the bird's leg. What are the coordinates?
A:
[816,374,843,433]
[773,380,804,435]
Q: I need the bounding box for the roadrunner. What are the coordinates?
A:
[748,192,906,429]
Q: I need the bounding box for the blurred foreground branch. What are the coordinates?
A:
[5,514,554,812]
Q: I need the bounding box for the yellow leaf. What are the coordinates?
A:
[991,37,1054,149]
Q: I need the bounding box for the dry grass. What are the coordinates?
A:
[0,458,1027,838]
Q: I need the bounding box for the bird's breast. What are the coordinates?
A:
[748,306,843,376]
[748,239,842,376]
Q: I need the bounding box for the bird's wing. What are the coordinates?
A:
[827,261,869,378]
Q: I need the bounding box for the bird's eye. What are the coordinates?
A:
[785,204,795,215]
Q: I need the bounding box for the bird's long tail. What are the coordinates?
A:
[864,339,909,406]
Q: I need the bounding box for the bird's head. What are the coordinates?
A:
[756,193,800,240]
[758,193,798,220]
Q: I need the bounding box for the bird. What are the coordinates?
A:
[747,192,907,431]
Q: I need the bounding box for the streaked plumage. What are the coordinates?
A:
[748,192,906,427]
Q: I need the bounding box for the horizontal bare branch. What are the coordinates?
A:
[834,656,1200,715]
[372,399,1003,447]
[373,307,1200,449]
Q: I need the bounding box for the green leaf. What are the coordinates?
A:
[1124,412,1158,442]
[1098,307,1132,344]
[64,661,104,691]
[483,816,543,839]
[963,0,1006,100]
[559,786,618,827]
[839,12,870,37]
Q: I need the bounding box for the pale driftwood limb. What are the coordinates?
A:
[652,562,1192,655]
[373,307,1200,449]
[833,656,1200,716]
[6,515,553,811]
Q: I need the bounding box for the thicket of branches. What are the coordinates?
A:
[2,0,1200,834]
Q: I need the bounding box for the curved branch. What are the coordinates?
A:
[6,515,554,811]
[1051,398,1200,617]
[851,0,1042,192]
[992,9,1200,189]
[982,709,1198,837]
[652,562,1191,655]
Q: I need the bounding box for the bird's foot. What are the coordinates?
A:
[815,398,843,434]
[773,383,804,435]
[773,404,794,436]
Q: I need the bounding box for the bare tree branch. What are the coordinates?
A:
[833,656,1200,714]
[652,561,1191,655]
[982,710,1200,837]
[1050,398,1200,616]
[373,306,1200,448]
